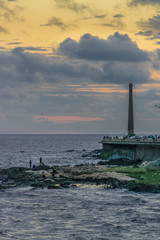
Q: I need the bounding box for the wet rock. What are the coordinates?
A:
[31,182,44,188]
[98,158,142,166]
[70,184,77,188]
[32,165,51,171]
[82,149,101,158]
[60,183,70,188]
[0,185,7,190]
[66,150,75,153]
[47,185,61,189]
[126,182,160,193]
[0,164,160,193]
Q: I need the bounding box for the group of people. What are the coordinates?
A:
[29,158,55,178]
[29,157,45,169]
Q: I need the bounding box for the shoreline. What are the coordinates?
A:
[1,162,160,193]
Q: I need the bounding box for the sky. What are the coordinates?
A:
[1,0,160,134]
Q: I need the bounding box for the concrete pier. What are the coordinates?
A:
[101,140,160,163]
[101,83,160,164]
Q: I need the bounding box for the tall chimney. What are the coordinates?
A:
[128,83,134,136]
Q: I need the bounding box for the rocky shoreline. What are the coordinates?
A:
[1,162,160,193]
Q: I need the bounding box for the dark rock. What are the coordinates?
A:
[60,183,70,188]
[127,182,160,193]
[1,164,160,193]
[32,165,51,171]
[71,184,77,188]
[0,185,7,190]
[81,149,101,158]
[47,185,62,189]
[66,150,75,153]
[98,158,143,166]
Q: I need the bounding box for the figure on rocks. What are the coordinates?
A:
[29,159,32,168]
[52,169,55,177]
[40,157,42,164]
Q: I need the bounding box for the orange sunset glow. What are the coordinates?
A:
[35,115,104,123]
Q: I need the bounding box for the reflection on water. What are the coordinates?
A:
[0,187,160,240]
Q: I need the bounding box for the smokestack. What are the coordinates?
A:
[128,83,134,136]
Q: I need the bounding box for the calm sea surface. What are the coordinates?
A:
[0,134,160,240]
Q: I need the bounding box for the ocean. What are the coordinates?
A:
[0,134,160,240]
[0,134,103,169]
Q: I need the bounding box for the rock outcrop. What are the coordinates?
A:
[0,163,160,193]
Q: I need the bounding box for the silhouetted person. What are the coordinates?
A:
[33,164,36,170]
[29,159,32,168]
[52,169,55,177]
[40,157,42,165]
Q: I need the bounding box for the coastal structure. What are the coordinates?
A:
[128,83,134,136]
[101,84,160,164]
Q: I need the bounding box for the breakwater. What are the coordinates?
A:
[101,140,160,164]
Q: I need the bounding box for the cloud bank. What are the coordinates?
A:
[57,32,150,62]
[0,32,152,91]
[0,31,157,133]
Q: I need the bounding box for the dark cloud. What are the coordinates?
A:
[55,0,88,13]
[0,26,9,34]
[0,43,151,92]
[42,16,68,30]
[81,13,123,27]
[0,42,156,133]
[11,47,47,53]
[113,14,125,18]
[96,15,125,29]
[57,32,150,62]
[152,59,160,69]
[93,62,152,84]
[100,21,125,29]
[21,47,47,52]
[94,14,107,19]
[138,15,160,31]
[137,15,160,40]
[81,13,107,21]
[7,47,98,83]
[135,30,153,36]
[0,0,25,22]
[137,31,160,40]
[129,0,160,6]
[155,49,160,60]
[7,42,22,45]
[149,32,160,40]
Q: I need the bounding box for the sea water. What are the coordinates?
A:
[0,134,103,169]
[0,134,160,240]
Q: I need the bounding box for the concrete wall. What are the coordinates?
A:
[102,141,160,163]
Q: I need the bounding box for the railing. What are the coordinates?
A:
[101,138,160,143]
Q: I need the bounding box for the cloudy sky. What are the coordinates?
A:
[1,0,160,134]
